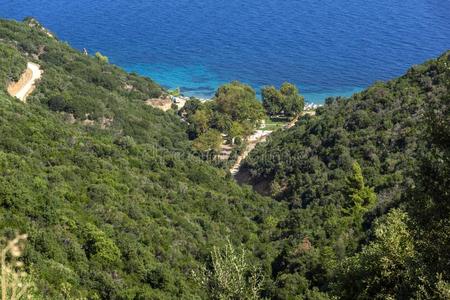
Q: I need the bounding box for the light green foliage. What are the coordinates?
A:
[334,209,417,299]
[94,52,109,64]
[191,109,211,135]
[436,275,450,299]
[169,87,181,97]
[344,162,377,225]
[195,240,263,300]
[84,223,121,266]
[229,122,245,143]
[184,83,264,143]
[193,129,223,153]
[215,81,265,127]
[0,234,40,300]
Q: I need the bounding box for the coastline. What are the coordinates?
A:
[170,86,364,104]
[125,65,364,104]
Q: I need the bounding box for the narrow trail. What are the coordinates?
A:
[285,114,300,129]
[7,62,43,102]
[231,111,316,175]
[230,130,272,175]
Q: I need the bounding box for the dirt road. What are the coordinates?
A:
[7,62,43,102]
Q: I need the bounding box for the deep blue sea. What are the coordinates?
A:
[1,0,449,103]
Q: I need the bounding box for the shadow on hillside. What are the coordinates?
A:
[234,167,272,197]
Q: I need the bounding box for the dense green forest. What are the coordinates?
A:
[243,50,450,298]
[0,19,287,299]
[0,18,449,299]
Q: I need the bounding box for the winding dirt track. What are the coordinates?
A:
[231,111,315,175]
[230,130,272,175]
[7,62,43,102]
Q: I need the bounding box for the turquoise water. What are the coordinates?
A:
[125,64,364,101]
[1,0,449,103]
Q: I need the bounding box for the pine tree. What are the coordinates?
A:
[344,162,377,225]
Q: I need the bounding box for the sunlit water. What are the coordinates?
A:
[1,0,449,102]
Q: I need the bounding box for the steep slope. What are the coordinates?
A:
[245,52,449,203]
[7,62,42,102]
[0,19,286,299]
[1,17,449,299]
[0,18,184,148]
[242,51,450,297]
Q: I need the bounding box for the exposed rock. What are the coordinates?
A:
[100,117,114,129]
[145,97,173,111]
[123,83,134,91]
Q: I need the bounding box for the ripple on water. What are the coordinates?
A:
[0,0,449,102]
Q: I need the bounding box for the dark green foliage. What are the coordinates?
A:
[215,81,265,125]
[0,19,164,127]
[0,17,449,299]
[0,19,286,299]
[0,43,27,86]
[405,80,450,296]
[262,86,283,116]
[243,51,450,297]
[334,85,450,298]
[262,83,305,117]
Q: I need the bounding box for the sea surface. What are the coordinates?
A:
[1,0,449,103]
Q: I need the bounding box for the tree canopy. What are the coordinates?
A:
[0,17,449,300]
[262,82,304,117]
[215,81,265,126]
[183,82,265,152]
[0,18,285,299]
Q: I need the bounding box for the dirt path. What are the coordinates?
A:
[230,114,301,174]
[285,114,300,129]
[231,110,316,175]
[230,130,272,175]
[7,62,43,102]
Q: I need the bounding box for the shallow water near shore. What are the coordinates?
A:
[1,0,449,103]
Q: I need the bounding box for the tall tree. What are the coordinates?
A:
[215,81,265,128]
[344,162,377,226]
[192,129,223,153]
[334,209,418,299]
[280,82,304,117]
[179,98,203,119]
[262,86,283,116]
[190,109,211,136]
[261,83,305,117]
[229,121,245,144]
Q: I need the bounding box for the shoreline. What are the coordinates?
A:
[164,86,365,105]
[124,64,364,105]
[163,85,363,104]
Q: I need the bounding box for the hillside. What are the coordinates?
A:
[0,19,286,299]
[0,17,449,299]
[242,50,450,298]
[244,51,449,203]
